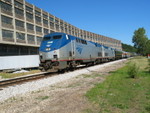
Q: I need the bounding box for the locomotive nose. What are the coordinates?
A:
[39,50,59,62]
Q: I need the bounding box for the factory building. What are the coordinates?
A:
[0,0,122,70]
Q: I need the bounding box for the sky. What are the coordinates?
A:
[26,0,150,45]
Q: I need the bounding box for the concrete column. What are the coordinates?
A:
[0,1,2,42]
[12,0,17,43]
[33,5,37,45]
[23,0,28,44]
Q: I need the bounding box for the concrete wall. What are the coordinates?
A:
[0,55,40,70]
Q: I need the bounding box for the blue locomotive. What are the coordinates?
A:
[39,32,117,71]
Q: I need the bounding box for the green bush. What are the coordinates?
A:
[127,63,139,78]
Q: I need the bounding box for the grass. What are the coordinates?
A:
[0,70,41,79]
[86,57,150,113]
[82,73,103,78]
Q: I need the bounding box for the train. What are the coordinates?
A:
[39,32,128,71]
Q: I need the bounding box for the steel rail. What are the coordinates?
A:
[0,72,50,87]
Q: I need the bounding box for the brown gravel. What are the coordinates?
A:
[0,60,127,113]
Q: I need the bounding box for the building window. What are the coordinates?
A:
[69,30,71,34]
[1,2,12,12]
[50,22,54,27]
[61,26,64,31]
[35,16,41,23]
[26,12,33,20]
[3,0,11,3]
[2,29,14,42]
[20,46,28,55]
[7,45,19,56]
[29,47,38,55]
[37,37,42,45]
[27,34,35,44]
[15,20,24,28]
[55,24,59,30]
[36,26,42,32]
[43,14,48,19]
[27,23,34,30]
[44,28,49,34]
[64,24,67,27]
[55,20,59,24]
[69,26,71,29]
[35,10,41,16]
[14,0,23,8]
[43,19,48,25]
[16,32,25,43]
[1,15,13,25]
[50,30,55,33]
[65,28,67,32]
[26,6,33,13]
[15,8,24,16]
[60,22,63,26]
[49,17,54,22]
[0,45,7,56]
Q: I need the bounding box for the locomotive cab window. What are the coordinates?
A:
[53,35,62,39]
[43,36,52,41]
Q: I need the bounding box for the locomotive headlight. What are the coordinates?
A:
[46,48,51,51]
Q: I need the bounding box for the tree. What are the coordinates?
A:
[145,40,150,55]
[132,28,149,55]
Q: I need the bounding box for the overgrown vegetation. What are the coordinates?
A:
[127,63,139,78]
[86,57,150,113]
[0,70,41,79]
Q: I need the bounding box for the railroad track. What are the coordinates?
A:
[0,72,52,88]
[0,60,122,88]
[0,65,87,88]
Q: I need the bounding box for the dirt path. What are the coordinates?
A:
[0,60,127,113]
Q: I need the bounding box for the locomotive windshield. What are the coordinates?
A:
[53,35,62,39]
[43,36,52,41]
[43,35,62,41]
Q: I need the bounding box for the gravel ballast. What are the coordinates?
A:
[0,59,127,102]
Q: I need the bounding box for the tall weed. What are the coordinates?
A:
[127,63,139,78]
